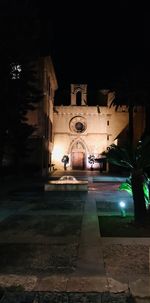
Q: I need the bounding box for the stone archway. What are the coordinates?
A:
[70,140,86,170]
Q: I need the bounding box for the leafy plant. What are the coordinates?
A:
[104,137,150,223]
[119,176,150,209]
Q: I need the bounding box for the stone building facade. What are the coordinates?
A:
[26,56,58,175]
[52,84,145,171]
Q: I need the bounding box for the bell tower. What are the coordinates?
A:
[71,84,87,106]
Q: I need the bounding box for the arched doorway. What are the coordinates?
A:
[71,140,86,170]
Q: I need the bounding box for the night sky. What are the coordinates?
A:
[1,1,150,90]
[50,2,150,89]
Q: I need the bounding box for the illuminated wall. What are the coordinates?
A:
[26,57,58,175]
[52,84,145,170]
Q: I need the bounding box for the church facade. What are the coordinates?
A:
[26,56,58,175]
[52,84,145,171]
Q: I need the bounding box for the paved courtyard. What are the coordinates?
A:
[0,170,150,302]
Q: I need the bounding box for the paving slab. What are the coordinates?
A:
[34,275,68,291]
[76,192,105,275]
[107,277,129,293]
[0,171,150,302]
[129,276,150,302]
[0,275,37,291]
[66,276,108,292]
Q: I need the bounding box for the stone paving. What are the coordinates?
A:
[0,171,150,302]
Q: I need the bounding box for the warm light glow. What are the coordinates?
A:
[114,139,118,145]
[52,145,64,162]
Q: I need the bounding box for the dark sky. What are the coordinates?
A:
[50,2,150,89]
[1,1,150,90]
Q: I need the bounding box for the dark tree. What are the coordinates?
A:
[104,138,150,223]
[8,61,42,171]
[110,66,150,147]
[0,1,50,177]
[110,80,138,152]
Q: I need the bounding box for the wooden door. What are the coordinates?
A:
[72,152,84,169]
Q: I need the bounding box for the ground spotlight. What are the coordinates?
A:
[119,201,126,217]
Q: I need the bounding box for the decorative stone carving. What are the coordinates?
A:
[69,116,87,133]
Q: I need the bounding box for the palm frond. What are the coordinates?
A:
[105,144,133,169]
[119,182,132,195]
